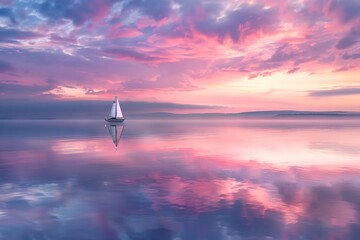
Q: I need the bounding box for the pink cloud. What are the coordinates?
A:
[0,0,359,110]
[107,26,143,39]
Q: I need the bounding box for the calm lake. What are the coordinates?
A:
[1,119,360,240]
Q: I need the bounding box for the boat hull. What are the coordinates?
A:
[105,118,125,123]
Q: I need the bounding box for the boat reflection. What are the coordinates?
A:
[105,123,124,149]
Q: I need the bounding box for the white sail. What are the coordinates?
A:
[115,97,124,118]
[108,102,116,118]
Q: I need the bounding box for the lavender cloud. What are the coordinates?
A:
[123,0,172,21]
[309,87,360,97]
[336,27,360,49]
[102,48,167,62]
[268,45,299,62]
[192,3,279,43]
[36,0,117,26]
[0,60,15,72]
[343,52,360,60]
[0,7,17,24]
[328,0,360,23]
[0,28,41,43]
[0,0,358,100]
[0,81,56,96]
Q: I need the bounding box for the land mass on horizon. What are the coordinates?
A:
[130,111,360,119]
[1,110,360,120]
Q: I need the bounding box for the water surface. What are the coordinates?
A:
[1,119,360,240]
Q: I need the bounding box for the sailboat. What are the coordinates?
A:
[106,124,124,149]
[105,96,125,123]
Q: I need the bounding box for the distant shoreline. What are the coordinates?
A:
[1,110,360,120]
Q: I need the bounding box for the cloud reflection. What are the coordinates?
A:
[0,120,360,239]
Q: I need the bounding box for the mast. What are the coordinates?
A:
[115,96,117,119]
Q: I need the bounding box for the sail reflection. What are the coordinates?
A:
[105,123,124,149]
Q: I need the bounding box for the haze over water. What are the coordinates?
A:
[1,119,360,240]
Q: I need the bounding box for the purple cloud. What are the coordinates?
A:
[121,76,197,91]
[287,67,300,74]
[0,7,17,24]
[124,0,172,21]
[36,0,116,26]
[268,45,299,62]
[329,0,360,23]
[336,27,360,49]
[193,3,279,43]
[0,0,358,102]
[0,28,41,43]
[0,81,56,96]
[343,52,360,60]
[102,48,167,62]
[309,87,360,97]
[0,60,15,72]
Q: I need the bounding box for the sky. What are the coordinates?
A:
[0,0,359,114]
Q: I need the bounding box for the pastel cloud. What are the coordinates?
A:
[328,0,360,23]
[336,27,360,49]
[309,86,360,97]
[102,47,167,63]
[36,0,117,26]
[184,2,279,43]
[123,0,172,21]
[0,7,16,24]
[0,81,55,96]
[0,28,42,43]
[343,52,360,59]
[0,60,15,72]
[0,0,359,111]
